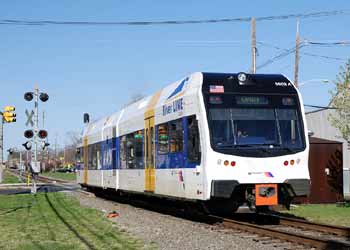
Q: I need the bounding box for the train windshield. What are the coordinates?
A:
[207,95,305,156]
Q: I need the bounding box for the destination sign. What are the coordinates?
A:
[236,96,269,105]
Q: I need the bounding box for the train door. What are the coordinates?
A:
[145,117,155,192]
[83,136,88,184]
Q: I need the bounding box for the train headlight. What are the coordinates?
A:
[224,160,229,166]
[290,159,295,165]
[238,72,247,83]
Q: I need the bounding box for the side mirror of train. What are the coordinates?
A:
[84,113,90,124]
[308,130,314,137]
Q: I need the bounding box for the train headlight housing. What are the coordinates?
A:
[237,72,247,83]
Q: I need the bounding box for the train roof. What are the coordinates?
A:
[81,72,293,144]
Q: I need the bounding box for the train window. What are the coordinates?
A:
[151,127,154,165]
[169,119,183,153]
[187,116,201,163]
[277,109,302,148]
[145,128,149,166]
[126,133,135,169]
[134,130,144,169]
[88,145,93,169]
[97,148,101,170]
[158,123,169,154]
[120,136,127,169]
[88,143,101,170]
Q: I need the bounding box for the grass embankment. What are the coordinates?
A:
[41,172,76,182]
[1,170,24,184]
[282,204,350,227]
[0,192,143,250]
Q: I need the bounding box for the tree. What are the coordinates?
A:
[328,59,350,143]
[65,131,81,147]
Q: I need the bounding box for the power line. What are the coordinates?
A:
[304,104,338,109]
[305,40,350,46]
[256,44,303,70]
[0,10,349,26]
[302,52,347,61]
[258,41,348,62]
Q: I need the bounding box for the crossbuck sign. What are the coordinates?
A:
[25,109,34,127]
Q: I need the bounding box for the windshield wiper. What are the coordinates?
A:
[216,143,236,148]
[235,143,281,148]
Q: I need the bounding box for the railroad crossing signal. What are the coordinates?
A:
[24,92,34,102]
[41,141,50,150]
[24,129,34,139]
[25,109,34,127]
[38,130,48,139]
[4,106,15,112]
[22,141,32,150]
[39,93,49,102]
[3,106,16,123]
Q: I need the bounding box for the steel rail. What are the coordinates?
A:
[7,169,350,249]
[210,215,350,250]
[276,215,350,237]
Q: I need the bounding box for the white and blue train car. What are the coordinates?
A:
[77,72,310,213]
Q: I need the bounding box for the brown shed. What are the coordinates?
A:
[306,137,344,203]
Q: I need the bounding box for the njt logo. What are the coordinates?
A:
[275,82,291,87]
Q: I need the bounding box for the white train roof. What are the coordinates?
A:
[82,72,203,144]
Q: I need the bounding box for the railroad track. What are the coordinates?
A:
[212,213,350,250]
[83,189,350,250]
[7,169,71,184]
[6,169,350,249]
[273,214,350,237]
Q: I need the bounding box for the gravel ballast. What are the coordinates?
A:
[71,192,304,250]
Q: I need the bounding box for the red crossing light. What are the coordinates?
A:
[24,130,34,139]
[38,130,48,139]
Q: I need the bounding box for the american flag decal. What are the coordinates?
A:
[209,85,224,93]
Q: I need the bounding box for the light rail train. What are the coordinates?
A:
[76,72,310,213]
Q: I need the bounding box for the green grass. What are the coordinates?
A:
[42,172,77,182]
[282,204,350,227]
[0,192,144,250]
[1,170,24,184]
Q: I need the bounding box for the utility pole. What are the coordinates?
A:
[54,135,57,172]
[251,17,257,74]
[0,116,3,183]
[0,115,3,166]
[34,86,39,169]
[294,19,300,88]
[0,107,16,183]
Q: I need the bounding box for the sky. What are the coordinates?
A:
[0,0,349,155]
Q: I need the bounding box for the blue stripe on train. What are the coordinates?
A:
[101,137,119,170]
[85,116,197,170]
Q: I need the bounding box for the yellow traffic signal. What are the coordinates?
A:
[4,106,15,112]
[3,111,16,123]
